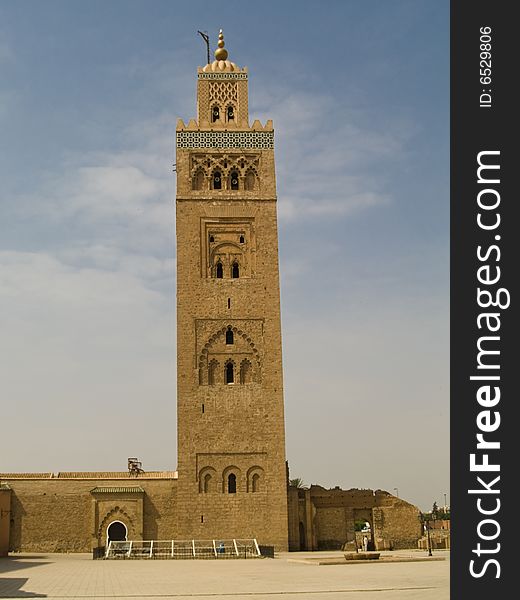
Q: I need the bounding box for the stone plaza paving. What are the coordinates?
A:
[0,550,449,599]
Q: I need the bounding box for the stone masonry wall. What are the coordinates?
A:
[373,492,422,549]
[175,57,288,550]
[1,475,177,552]
[288,485,422,551]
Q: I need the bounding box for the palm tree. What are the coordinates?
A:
[289,477,306,489]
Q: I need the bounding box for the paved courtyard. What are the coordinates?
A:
[0,550,449,599]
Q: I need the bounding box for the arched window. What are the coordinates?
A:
[226,328,234,345]
[240,359,252,384]
[199,468,216,493]
[212,105,220,122]
[245,171,256,191]
[228,473,236,494]
[192,170,204,190]
[247,467,264,493]
[225,361,234,384]
[239,235,244,244]
[230,171,239,190]
[232,262,239,278]
[209,235,214,243]
[213,171,222,190]
[215,262,223,278]
[208,359,219,385]
[227,105,235,121]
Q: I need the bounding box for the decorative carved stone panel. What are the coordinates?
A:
[190,152,260,192]
[200,216,256,278]
[195,318,264,385]
[176,131,273,150]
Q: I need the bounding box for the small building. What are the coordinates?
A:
[288,485,422,551]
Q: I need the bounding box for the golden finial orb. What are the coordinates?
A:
[214,29,228,61]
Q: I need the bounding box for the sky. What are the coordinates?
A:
[0,0,449,511]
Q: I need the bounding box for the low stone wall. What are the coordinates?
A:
[1,473,177,553]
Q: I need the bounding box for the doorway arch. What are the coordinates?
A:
[107,520,127,543]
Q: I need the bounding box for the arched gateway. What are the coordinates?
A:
[107,521,127,543]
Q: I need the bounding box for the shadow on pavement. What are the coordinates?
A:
[0,577,46,598]
[0,558,51,575]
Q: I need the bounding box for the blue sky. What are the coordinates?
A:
[0,0,449,510]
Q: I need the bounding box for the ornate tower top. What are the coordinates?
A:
[202,29,240,73]
[214,29,228,61]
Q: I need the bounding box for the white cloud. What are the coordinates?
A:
[0,250,176,472]
[56,244,174,284]
[250,85,415,221]
[7,113,177,285]
[0,108,179,471]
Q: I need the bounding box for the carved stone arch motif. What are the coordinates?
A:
[222,465,241,493]
[198,324,262,386]
[211,103,221,123]
[208,358,219,385]
[199,359,206,385]
[226,103,236,123]
[225,327,234,345]
[244,168,258,191]
[210,241,244,278]
[198,466,217,493]
[246,466,265,493]
[224,358,236,384]
[192,168,206,191]
[191,153,259,179]
[98,506,134,542]
[199,325,261,365]
[228,168,240,190]
[212,169,222,190]
[243,164,259,177]
[240,358,253,384]
[210,240,243,260]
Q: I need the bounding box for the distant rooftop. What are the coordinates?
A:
[1,471,178,480]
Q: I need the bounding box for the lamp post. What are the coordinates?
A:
[393,487,399,498]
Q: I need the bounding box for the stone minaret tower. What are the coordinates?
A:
[175,31,288,549]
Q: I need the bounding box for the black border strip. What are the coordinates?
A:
[451,1,516,595]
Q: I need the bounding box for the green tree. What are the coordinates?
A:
[289,477,306,488]
[355,519,369,532]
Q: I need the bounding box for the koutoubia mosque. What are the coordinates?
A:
[0,32,421,556]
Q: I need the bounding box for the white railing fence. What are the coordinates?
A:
[105,538,261,559]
